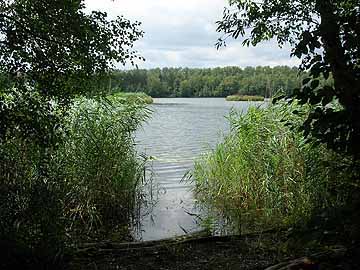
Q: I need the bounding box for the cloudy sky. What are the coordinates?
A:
[85,0,300,69]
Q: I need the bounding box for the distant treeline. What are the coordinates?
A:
[110,66,306,98]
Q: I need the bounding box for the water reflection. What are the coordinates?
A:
[135,98,254,241]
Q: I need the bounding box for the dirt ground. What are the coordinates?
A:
[67,231,360,270]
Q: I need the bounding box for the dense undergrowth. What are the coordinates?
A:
[194,100,353,234]
[0,92,151,267]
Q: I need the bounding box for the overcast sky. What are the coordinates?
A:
[85,0,300,69]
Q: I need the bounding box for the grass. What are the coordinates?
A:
[193,100,348,234]
[0,92,152,267]
[111,92,154,104]
[52,95,152,239]
[226,95,265,101]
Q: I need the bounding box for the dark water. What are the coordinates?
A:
[135,98,255,241]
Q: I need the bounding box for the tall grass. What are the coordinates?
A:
[52,95,151,239]
[226,95,265,101]
[0,92,151,265]
[194,101,347,233]
[111,91,154,104]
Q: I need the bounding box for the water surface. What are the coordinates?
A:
[135,98,255,241]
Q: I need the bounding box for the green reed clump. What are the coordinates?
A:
[226,95,265,101]
[52,95,151,238]
[194,101,346,233]
[111,91,154,104]
[0,91,151,259]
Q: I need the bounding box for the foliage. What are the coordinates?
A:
[111,91,154,104]
[0,0,145,265]
[0,0,143,98]
[226,94,264,101]
[0,0,144,147]
[194,101,349,233]
[110,66,305,98]
[0,94,151,268]
[52,96,151,238]
[216,0,360,159]
[0,90,66,267]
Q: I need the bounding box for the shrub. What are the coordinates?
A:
[0,89,66,268]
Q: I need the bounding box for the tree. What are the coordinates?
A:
[147,72,162,97]
[110,66,302,98]
[216,0,360,159]
[0,0,144,146]
[0,0,144,259]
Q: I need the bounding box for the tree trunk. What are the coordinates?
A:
[316,0,360,157]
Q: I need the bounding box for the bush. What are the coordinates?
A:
[0,89,66,268]
[194,101,349,233]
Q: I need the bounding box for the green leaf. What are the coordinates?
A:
[310,80,320,89]
[302,78,311,85]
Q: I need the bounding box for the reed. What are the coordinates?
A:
[52,96,152,239]
[111,92,154,104]
[0,91,152,266]
[226,95,265,101]
[194,101,346,233]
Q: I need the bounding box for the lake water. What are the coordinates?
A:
[135,98,256,241]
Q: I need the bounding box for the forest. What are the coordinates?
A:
[110,66,304,98]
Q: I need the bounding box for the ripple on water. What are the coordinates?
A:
[135,98,253,241]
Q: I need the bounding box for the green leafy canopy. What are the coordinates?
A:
[0,0,144,145]
[216,0,360,159]
[0,1,146,257]
[0,0,144,99]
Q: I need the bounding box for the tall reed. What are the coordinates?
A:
[52,95,151,238]
[0,90,151,269]
[111,91,154,104]
[194,101,346,233]
[226,95,265,101]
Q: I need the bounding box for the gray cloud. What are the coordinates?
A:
[85,0,300,69]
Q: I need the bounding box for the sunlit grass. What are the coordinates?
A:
[226,95,265,101]
[111,92,154,104]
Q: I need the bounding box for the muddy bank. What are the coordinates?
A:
[67,230,360,270]
[69,233,281,270]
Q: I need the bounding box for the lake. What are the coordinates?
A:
[135,98,258,241]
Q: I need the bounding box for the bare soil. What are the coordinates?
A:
[67,230,360,270]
